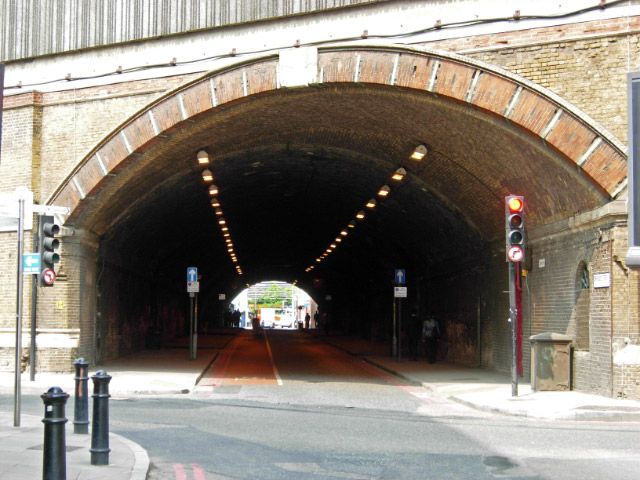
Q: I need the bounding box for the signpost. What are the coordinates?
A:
[392,269,407,360]
[1,188,70,425]
[187,267,199,360]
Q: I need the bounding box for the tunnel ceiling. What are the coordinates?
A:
[73,82,609,294]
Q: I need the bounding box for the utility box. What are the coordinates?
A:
[529,333,573,391]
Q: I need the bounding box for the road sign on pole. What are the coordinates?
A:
[394,286,407,298]
[22,253,40,274]
[187,267,199,293]
[0,188,33,232]
[394,269,406,286]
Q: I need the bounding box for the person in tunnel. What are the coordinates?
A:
[422,315,440,363]
[304,311,311,329]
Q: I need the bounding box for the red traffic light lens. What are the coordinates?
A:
[507,197,523,213]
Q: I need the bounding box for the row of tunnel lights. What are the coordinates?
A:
[303,144,428,274]
[197,150,244,276]
[194,144,427,278]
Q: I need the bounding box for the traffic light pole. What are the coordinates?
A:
[508,261,518,397]
[29,223,39,381]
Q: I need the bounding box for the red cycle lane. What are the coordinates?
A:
[198,331,279,388]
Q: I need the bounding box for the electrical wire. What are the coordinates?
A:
[2,0,633,91]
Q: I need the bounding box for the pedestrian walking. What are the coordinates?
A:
[422,315,440,363]
[313,310,320,329]
[304,312,311,329]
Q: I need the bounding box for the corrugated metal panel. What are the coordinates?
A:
[1,0,381,61]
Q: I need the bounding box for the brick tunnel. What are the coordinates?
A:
[44,46,626,381]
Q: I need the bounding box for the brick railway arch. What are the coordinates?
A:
[46,44,628,365]
[51,45,627,220]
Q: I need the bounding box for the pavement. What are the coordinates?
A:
[1,329,639,479]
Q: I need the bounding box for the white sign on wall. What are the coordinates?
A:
[593,272,611,289]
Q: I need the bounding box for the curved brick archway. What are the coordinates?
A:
[50,45,627,222]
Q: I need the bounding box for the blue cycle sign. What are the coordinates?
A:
[23,253,40,274]
[187,266,199,293]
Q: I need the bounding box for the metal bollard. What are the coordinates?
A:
[73,358,89,434]
[41,386,69,480]
[90,370,112,465]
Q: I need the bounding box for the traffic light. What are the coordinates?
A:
[39,215,60,286]
[505,195,525,263]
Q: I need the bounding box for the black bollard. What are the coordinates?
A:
[90,370,112,465]
[41,386,69,480]
[72,358,89,434]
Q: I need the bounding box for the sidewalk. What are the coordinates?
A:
[321,334,640,421]
[2,330,639,479]
[0,411,149,480]
[0,333,234,480]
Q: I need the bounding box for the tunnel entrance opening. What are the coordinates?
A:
[47,46,625,382]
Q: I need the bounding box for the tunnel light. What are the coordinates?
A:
[316,258,322,263]
[197,150,210,165]
[340,229,349,236]
[209,184,219,196]
[326,248,332,253]
[201,169,213,182]
[215,208,223,216]
[377,185,390,197]
[366,198,377,209]
[221,226,229,232]
[348,221,356,228]
[218,218,226,225]
[211,198,221,208]
[232,257,238,263]
[410,144,427,161]
[330,243,337,249]
[391,168,406,181]
[228,248,234,253]
[335,237,342,243]
[356,211,365,220]
[223,232,230,237]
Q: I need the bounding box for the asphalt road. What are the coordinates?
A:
[4,330,640,479]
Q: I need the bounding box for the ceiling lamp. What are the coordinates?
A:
[201,169,213,182]
[340,229,349,236]
[215,208,223,216]
[218,218,226,225]
[377,185,390,197]
[348,221,356,228]
[391,168,406,181]
[221,226,229,232]
[330,244,337,249]
[208,184,219,196]
[410,144,427,161]
[197,150,210,165]
[223,232,230,237]
[366,198,377,209]
[356,211,365,220]
[211,198,220,207]
[335,237,342,243]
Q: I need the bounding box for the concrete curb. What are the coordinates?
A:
[112,433,150,480]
